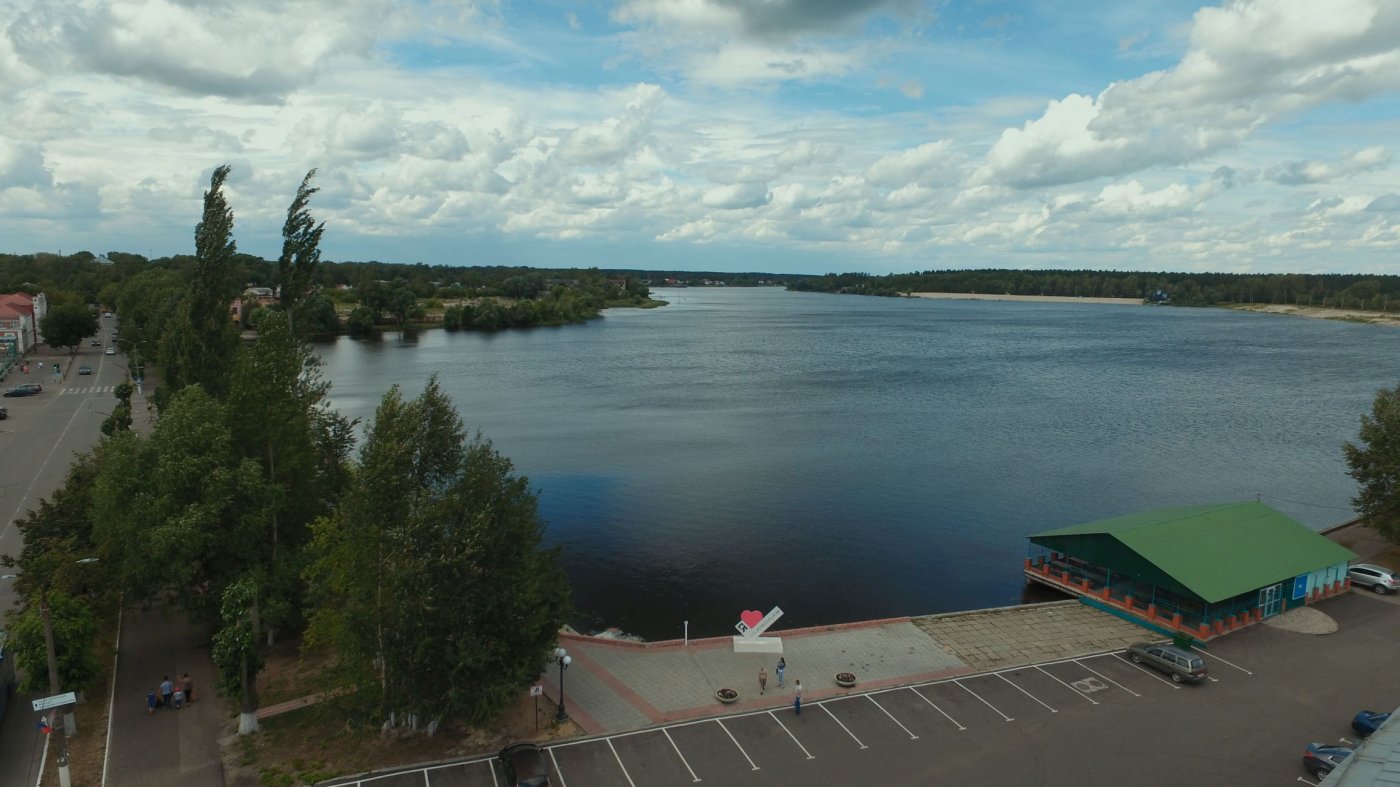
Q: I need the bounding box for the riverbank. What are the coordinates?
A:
[1225,302,1400,328]
[909,292,1143,306]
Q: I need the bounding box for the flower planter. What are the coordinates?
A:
[716,688,739,704]
[835,672,856,688]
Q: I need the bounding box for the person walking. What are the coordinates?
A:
[181,673,195,703]
[147,690,157,715]
[793,679,802,715]
[759,667,768,695]
[776,657,786,688]
[160,676,174,710]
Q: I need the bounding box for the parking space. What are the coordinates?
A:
[331,595,1400,787]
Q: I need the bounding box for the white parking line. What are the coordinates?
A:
[955,679,1013,721]
[1192,646,1254,676]
[607,739,637,787]
[1074,657,1141,697]
[865,694,919,739]
[663,728,704,781]
[821,704,869,749]
[488,757,500,786]
[997,673,1057,713]
[548,748,569,787]
[1112,653,1181,689]
[1297,778,1319,786]
[767,711,815,760]
[715,719,760,770]
[1036,666,1098,705]
[909,686,966,730]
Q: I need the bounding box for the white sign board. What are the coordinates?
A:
[31,692,76,712]
[530,685,543,697]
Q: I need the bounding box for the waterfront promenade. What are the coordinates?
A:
[536,601,1148,735]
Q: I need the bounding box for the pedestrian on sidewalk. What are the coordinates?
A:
[793,680,802,715]
[776,657,785,688]
[147,690,157,715]
[181,673,195,703]
[759,667,767,695]
[160,676,174,710]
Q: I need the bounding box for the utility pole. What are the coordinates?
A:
[41,589,73,787]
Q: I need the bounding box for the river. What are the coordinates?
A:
[317,287,1400,640]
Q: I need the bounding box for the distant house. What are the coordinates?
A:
[0,292,48,350]
[230,286,280,323]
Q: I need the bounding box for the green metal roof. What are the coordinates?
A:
[1029,501,1356,603]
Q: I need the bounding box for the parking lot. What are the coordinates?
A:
[324,591,1400,786]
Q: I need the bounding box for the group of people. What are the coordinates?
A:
[757,657,803,714]
[147,673,195,714]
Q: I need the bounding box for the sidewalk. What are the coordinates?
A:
[539,600,1148,735]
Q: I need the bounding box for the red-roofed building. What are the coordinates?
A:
[0,292,48,355]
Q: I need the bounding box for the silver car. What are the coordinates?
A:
[1347,563,1400,594]
[1125,642,1208,683]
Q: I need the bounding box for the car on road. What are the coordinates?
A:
[78,365,92,375]
[90,339,102,346]
[1125,642,1208,683]
[499,742,550,786]
[104,347,116,356]
[103,311,112,317]
[1303,742,1353,778]
[1347,564,1400,594]
[3,383,42,397]
[1352,710,1391,738]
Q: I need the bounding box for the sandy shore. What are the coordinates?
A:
[1226,303,1400,328]
[909,292,1143,306]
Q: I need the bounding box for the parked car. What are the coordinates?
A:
[90,339,102,347]
[104,347,116,356]
[1347,564,1400,594]
[1303,742,1353,778]
[499,742,550,786]
[3,383,42,397]
[1125,642,1208,683]
[77,365,92,375]
[1352,710,1391,738]
[103,311,112,318]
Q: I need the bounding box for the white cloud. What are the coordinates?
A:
[865,140,956,187]
[0,140,52,189]
[701,182,770,209]
[1266,146,1391,185]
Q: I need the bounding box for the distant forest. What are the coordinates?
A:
[786,269,1400,310]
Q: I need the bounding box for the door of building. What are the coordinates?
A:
[1259,583,1283,617]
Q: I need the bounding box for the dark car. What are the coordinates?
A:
[90,339,102,347]
[499,742,550,786]
[1347,563,1400,594]
[1352,710,1391,738]
[1125,642,1208,683]
[77,365,92,375]
[3,383,42,397]
[1303,742,1353,778]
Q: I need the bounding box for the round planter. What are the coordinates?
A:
[835,673,857,688]
[716,688,739,704]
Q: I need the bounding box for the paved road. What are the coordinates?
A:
[324,591,1400,786]
[1,336,129,787]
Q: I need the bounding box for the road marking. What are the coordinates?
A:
[1039,666,1098,705]
[997,673,1057,713]
[909,686,966,730]
[663,728,705,780]
[489,756,500,786]
[955,679,1013,721]
[767,711,815,760]
[101,600,124,787]
[820,703,869,749]
[1113,653,1181,689]
[1074,658,1141,697]
[716,719,759,770]
[549,747,569,787]
[1192,646,1254,676]
[1297,778,1319,786]
[607,739,637,787]
[866,694,919,739]
[0,399,92,549]
[422,771,429,786]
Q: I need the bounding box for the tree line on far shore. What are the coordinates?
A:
[788,268,1400,311]
[3,165,571,739]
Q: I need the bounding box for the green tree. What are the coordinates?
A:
[304,378,570,727]
[4,591,99,693]
[276,169,326,337]
[387,278,417,326]
[40,303,99,354]
[346,306,377,337]
[301,292,340,335]
[1346,383,1400,543]
[212,574,264,734]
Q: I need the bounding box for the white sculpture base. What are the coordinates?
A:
[732,636,784,654]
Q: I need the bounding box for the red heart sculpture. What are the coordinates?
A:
[740,610,764,629]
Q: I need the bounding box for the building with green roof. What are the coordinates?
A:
[1025,501,1355,638]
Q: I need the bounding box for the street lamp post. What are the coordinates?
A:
[553,647,572,723]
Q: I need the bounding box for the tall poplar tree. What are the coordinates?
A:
[304,378,570,727]
[276,169,326,337]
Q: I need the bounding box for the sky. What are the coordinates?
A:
[2,0,1399,276]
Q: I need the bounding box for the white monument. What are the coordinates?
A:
[732,606,784,653]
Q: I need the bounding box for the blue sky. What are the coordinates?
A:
[2,0,1398,275]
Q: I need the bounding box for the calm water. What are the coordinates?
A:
[317,288,1400,640]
